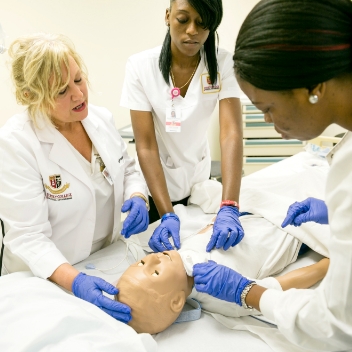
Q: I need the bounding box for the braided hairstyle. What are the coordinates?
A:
[234,0,352,91]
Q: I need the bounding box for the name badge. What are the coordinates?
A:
[201,73,221,94]
[102,167,114,185]
[165,106,181,133]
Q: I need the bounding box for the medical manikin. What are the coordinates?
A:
[116,214,329,335]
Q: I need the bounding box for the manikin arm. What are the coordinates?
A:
[275,258,329,291]
[246,260,330,310]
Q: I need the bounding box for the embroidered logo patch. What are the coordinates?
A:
[45,174,72,201]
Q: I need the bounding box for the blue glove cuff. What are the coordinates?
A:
[217,205,240,216]
[72,272,86,296]
[161,212,180,223]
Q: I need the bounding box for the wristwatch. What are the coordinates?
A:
[220,200,240,209]
[240,282,256,310]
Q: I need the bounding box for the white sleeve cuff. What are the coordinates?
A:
[124,185,149,203]
[259,288,283,322]
[255,277,283,291]
[120,101,152,112]
[219,91,241,100]
[31,250,69,279]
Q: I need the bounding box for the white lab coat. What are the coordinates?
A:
[120,46,241,201]
[0,104,148,279]
[260,132,352,351]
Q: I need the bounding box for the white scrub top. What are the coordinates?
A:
[120,46,242,201]
[68,143,114,254]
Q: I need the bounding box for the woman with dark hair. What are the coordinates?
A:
[121,0,244,253]
[193,0,352,349]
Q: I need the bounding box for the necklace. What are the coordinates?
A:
[170,55,200,90]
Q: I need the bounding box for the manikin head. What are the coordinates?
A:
[116,250,193,334]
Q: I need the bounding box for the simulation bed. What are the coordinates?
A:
[0,146,338,352]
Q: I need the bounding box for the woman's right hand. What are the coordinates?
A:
[193,260,252,305]
[72,272,132,323]
[281,197,328,227]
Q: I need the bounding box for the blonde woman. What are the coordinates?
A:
[0,33,150,323]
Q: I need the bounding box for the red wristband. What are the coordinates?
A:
[220,200,240,209]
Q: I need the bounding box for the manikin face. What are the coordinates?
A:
[123,250,189,295]
[116,250,192,334]
[50,55,88,126]
[237,76,333,141]
[166,0,210,58]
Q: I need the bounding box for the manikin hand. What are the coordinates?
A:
[148,212,181,252]
[72,273,132,323]
[193,260,252,305]
[206,206,244,252]
[121,197,149,238]
[281,197,328,227]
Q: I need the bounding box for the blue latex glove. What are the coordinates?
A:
[148,212,180,252]
[281,197,328,228]
[193,260,253,305]
[121,197,149,238]
[72,272,132,323]
[206,206,244,252]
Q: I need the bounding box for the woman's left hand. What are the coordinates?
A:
[121,197,149,238]
[281,197,328,227]
[206,206,244,252]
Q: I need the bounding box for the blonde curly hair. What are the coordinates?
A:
[8,33,88,124]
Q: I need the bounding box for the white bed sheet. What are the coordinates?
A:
[0,150,331,352]
[0,272,157,352]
